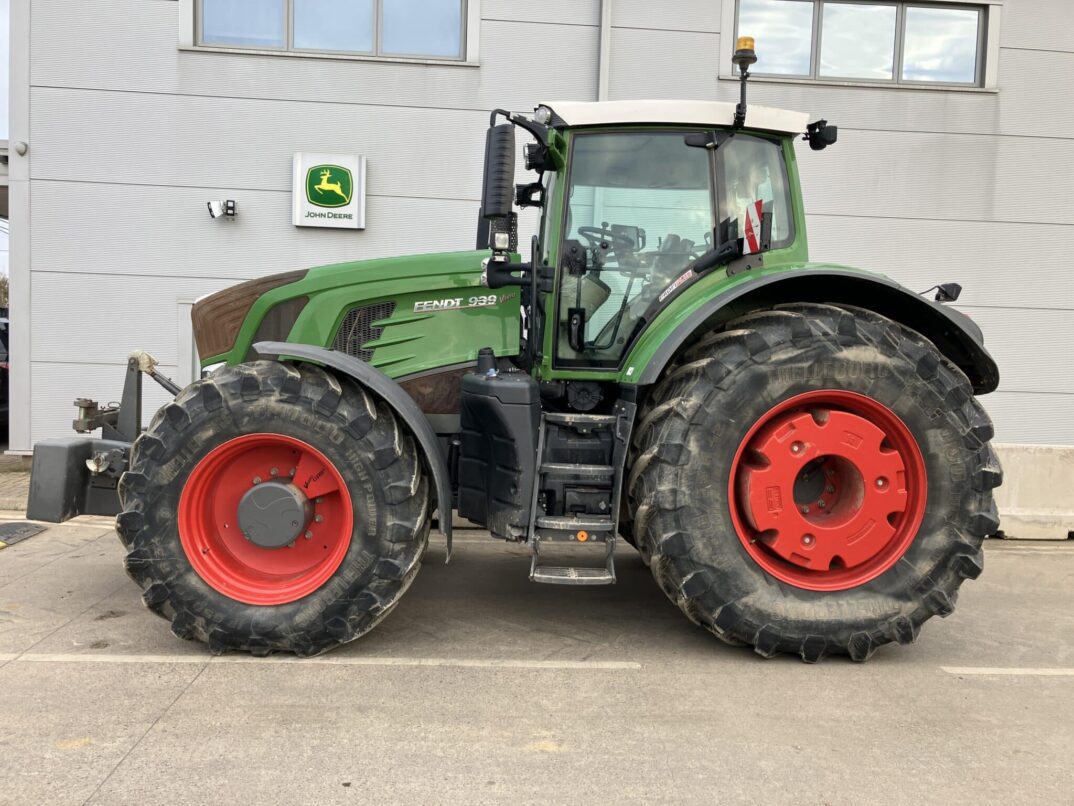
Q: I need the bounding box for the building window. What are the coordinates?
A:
[735,0,989,86]
[198,0,467,60]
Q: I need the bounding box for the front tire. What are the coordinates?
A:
[628,303,1002,662]
[117,361,430,657]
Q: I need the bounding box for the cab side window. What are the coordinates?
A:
[715,135,794,248]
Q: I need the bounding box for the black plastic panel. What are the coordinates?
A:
[458,371,539,540]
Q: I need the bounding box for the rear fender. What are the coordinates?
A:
[634,269,999,394]
[253,341,453,557]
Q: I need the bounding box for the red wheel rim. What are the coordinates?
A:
[178,434,353,605]
[729,390,927,591]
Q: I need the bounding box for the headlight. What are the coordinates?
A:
[191,270,307,360]
[534,105,553,125]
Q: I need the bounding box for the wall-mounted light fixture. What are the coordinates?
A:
[207,200,237,219]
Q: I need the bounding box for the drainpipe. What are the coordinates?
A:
[598,0,612,101]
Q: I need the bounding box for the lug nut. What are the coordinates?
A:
[876,477,888,489]
[802,534,815,547]
[252,476,262,485]
[791,441,804,455]
[270,467,279,477]
[800,506,809,514]
[304,531,313,539]
[826,485,835,494]
[817,500,826,509]
[314,515,324,523]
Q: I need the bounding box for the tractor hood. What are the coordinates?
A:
[194,250,522,380]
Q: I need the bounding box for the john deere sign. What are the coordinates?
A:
[293,153,366,229]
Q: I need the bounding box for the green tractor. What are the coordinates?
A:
[28,42,1001,661]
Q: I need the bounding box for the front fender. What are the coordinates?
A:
[630,267,999,394]
[253,341,454,558]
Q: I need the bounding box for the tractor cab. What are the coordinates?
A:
[481,100,813,377]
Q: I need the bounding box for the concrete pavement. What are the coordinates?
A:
[0,518,1071,805]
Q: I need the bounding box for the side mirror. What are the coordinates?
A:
[515,182,544,208]
[806,119,839,151]
[481,124,516,221]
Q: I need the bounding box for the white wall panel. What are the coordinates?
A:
[483,0,600,27]
[1001,0,1074,53]
[607,28,720,101]
[982,392,1074,446]
[613,0,723,33]
[31,1,597,114]
[30,273,225,367]
[955,306,1074,395]
[29,181,497,280]
[30,88,491,195]
[797,129,1074,225]
[807,215,1074,309]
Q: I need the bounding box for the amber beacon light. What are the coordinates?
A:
[732,36,758,128]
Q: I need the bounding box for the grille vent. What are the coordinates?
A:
[333,302,396,362]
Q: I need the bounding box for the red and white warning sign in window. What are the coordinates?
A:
[743,199,765,255]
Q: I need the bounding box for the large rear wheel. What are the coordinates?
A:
[117,361,430,656]
[628,303,1002,661]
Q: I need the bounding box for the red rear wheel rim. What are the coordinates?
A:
[728,390,927,591]
[178,433,354,605]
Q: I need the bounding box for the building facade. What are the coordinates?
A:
[8,0,1073,535]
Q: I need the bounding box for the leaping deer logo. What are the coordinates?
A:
[314,169,351,203]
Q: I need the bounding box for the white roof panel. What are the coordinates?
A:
[541,100,809,135]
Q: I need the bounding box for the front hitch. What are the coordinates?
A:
[27,351,182,522]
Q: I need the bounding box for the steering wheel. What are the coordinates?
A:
[577,226,635,252]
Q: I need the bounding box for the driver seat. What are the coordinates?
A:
[652,234,696,287]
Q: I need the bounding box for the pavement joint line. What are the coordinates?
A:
[941,666,1074,677]
[13,653,642,670]
[81,662,210,806]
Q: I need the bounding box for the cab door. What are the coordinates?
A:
[551,130,716,369]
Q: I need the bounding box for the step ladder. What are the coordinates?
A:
[527,405,635,585]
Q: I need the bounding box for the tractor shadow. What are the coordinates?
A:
[333,531,753,665]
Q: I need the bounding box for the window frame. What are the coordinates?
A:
[181,0,480,67]
[721,0,1001,91]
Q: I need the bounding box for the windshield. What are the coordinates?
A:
[556,131,715,368]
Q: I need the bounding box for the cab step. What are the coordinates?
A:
[539,463,614,478]
[530,566,616,585]
[529,529,617,585]
[543,412,617,429]
[535,515,615,532]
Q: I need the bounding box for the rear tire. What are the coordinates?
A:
[628,303,1002,662]
[117,361,430,657]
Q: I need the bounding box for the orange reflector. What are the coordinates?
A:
[577,530,589,542]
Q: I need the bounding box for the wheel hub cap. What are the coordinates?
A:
[237,481,312,549]
[729,390,927,591]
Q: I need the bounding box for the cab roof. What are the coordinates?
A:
[541,100,809,136]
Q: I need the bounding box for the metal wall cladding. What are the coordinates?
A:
[15,0,1074,448]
